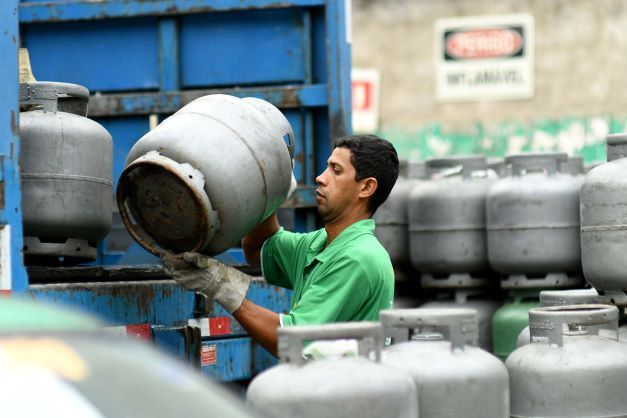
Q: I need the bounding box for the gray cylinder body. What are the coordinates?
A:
[421,290,501,351]
[408,157,493,283]
[381,309,509,418]
[374,160,426,269]
[581,134,627,291]
[507,305,627,418]
[19,82,113,261]
[246,322,418,418]
[487,153,581,284]
[118,94,294,255]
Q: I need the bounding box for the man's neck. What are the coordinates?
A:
[324,212,371,247]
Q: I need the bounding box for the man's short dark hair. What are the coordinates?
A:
[335,134,399,215]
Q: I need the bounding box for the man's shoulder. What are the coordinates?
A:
[347,232,389,256]
[333,234,392,271]
[269,226,325,245]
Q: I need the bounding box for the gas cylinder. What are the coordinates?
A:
[420,289,501,351]
[381,308,509,418]
[408,156,494,288]
[19,81,113,262]
[507,305,627,418]
[492,289,540,360]
[581,133,627,292]
[560,155,585,176]
[246,322,418,418]
[487,152,582,288]
[374,160,427,275]
[487,157,507,177]
[117,94,294,255]
[0,333,256,418]
[517,288,627,346]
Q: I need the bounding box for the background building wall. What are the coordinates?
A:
[352,0,627,162]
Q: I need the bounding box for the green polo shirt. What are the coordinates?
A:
[261,219,394,327]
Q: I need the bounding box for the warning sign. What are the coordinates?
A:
[435,14,534,101]
[201,344,217,366]
[352,68,381,133]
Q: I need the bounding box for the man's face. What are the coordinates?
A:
[315,147,362,222]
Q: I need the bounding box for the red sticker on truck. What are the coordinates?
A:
[201,344,217,366]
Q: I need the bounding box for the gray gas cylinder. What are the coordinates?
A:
[516,288,627,346]
[117,94,294,255]
[507,305,627,418]
[581,133,627,292]
[486,152,582,289]
[19,82,113,262]
[408,156,494,288]
[381,308,509,418]
[374,160,427,273]
[560,155,585,176]
[421,289,502,351]
[246,322,418,418]
[487,157,508,177]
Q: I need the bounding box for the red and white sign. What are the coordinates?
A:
[435,14,534,101]
[187,317,231,337]
[103,323,151,341]
[445,28,523,59]
[201,344,217,366]
[351,68,381,133]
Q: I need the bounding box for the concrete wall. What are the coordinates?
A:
[352,0,627,161]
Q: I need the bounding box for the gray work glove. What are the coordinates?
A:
[287,159,297,199]
[161,252,251,314]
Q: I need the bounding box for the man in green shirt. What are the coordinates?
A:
[162,134,399,356]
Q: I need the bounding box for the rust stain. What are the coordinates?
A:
[10,111,17,135]
[279,88,300,108]
[92,282,156,319]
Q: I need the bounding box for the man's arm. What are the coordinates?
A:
[241,213,280,267]
[232,299,281,356]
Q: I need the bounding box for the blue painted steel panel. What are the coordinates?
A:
[94,117,151,187]
[158,18,180,91]
[28,282,195,326]
[201,337,252,381]
[311,7,327,85]
[20,0,326,22]
[0,0,28,291]
[252,341,278,374]
[179,9,306,88]
[325,0,352,139]
[27,279,292,328]
[153,325,202,365]
[23,19,160,92]
[86,84,328,117]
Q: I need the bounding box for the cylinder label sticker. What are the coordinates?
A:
[201,344,217,366]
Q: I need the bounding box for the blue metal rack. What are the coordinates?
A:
[1,0,352,381]
[0,0,29,293]
[0,0,350,380]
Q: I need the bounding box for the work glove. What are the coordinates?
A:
[161,252,251,314]
[287,159,297,200]
[288,172,297,199]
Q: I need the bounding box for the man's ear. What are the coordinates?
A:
[359,177,378,198]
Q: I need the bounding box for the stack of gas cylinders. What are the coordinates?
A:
[246,304,627,417]
[375,151,599,358]
[291,136,627,418]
